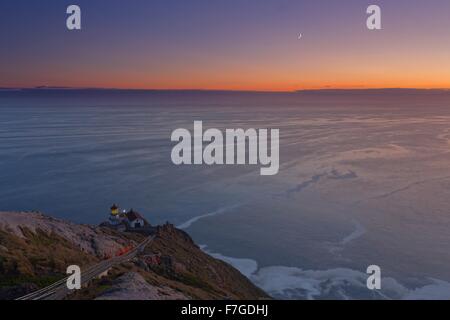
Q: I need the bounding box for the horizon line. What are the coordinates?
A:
[1,86,450,93]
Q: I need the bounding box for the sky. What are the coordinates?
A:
[1,0,450,91]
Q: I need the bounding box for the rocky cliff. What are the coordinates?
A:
[0,211,269,300]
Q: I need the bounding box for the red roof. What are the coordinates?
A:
[126,210,144,222]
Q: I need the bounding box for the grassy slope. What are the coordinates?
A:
[0,219,269,300]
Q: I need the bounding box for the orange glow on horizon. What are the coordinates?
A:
[4,1,450,92]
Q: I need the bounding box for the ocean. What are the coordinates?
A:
[1,89,450,299]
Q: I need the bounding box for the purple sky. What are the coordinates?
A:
[1,0,450,90]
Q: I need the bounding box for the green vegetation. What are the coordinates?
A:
[176,273,216,292]
[0,214,268,300]
[0,274,64,288]
[0,228,96,291]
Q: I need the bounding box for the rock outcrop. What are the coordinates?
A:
[0,211,269,300]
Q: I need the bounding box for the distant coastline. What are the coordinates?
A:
[1,87,450,94]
